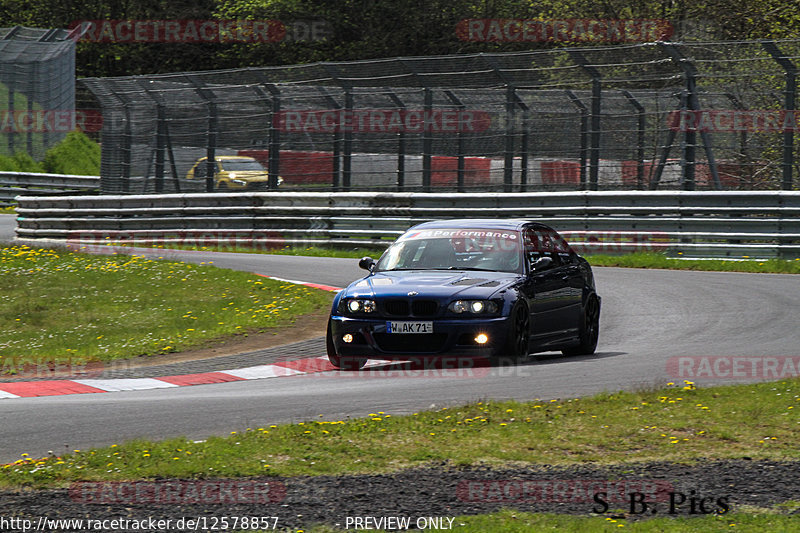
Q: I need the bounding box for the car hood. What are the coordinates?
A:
[342,270,522,300]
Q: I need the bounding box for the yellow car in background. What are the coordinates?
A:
[186,156,283,190]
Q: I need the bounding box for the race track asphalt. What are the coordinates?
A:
[1,216,798,464]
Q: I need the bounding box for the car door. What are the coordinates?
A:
[544,227,584,337]
[523,227,563,339]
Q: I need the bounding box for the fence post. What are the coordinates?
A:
[154,104,166,193]
[263,84,282,190]
[343,88,353,191]
[503,84,516,193]
[318,86,342,190]
[422,87,433,192]
[621,90,646,190]
[565,90,588,190]
[762,40,797,191]
[110,92,134,194]
[6,79,14,155]
[387,92,407,191]
[659,43,722,191]
[569,50,602,191]
[519,101,530,192]
[444,90,466,192]
[187,78,219,192]
[26,63,35,157]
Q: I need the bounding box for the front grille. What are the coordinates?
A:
[373,333,448,353]
[382,299,438,317]
[384,299,410,316]
[411,300,438,317]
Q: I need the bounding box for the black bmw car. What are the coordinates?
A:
[327,219,600,369]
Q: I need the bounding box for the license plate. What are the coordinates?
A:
[386,321,433,334]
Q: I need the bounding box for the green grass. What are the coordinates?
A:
[116,243,383,259]
[85,242,800,274]
[0,128,100,199]
[0,244,334,372]
[586,253,800,274]
[3,378,797,487]
[300,509,800,532]
[0,151,42,172]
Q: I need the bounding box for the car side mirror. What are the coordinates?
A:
[530,256,553,272]
[358,256,376,271]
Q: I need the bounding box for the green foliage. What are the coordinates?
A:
[0,244,334,369]
[585,253,800,274]
[40,130,101,175]
[0,130,101,175]
[0,152,44,172]
[2,0,799,76]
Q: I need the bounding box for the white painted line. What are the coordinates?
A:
[364,359,396,368]
[221,365,305,380]
[265,275,316,285]
[73,378,180,392]
[0,390,20,399]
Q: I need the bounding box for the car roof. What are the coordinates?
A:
[407,219,550,232]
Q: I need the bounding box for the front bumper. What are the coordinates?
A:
[329,314,513,360]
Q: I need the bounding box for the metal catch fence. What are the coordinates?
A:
[0,26,80,160]
[80,39,800,194]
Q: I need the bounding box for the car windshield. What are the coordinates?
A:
[220,160,265,172]
[375,228,523,273]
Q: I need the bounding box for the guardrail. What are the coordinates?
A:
[0,172,101,205]
[14,190,800,259]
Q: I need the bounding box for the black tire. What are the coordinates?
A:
[562,294,600,356]
[493,303,530,366]
[326,319,367,370]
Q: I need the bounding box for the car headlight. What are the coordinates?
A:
[230,179,247,185]
[449,300,498,314]
[342,298,376,314]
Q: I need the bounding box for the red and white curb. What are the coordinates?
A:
[256,273,342,292]
[0,356,394,399]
